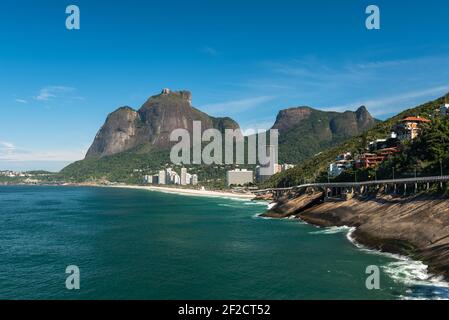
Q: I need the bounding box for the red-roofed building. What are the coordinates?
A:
[393,116,430,140]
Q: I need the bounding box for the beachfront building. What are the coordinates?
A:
[180,167,187,185]
[393,116,430,140]
[143,175,153,184]
[226,169,253,186]
[191,174,198,186]
[158,170,166,185]
[185,173,192,185]
[173,173,181,185]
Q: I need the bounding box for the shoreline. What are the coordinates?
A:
[94,184,257,200]
[263,192,449,284]
[257,212,449,298]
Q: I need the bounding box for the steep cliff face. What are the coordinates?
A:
[271,107,313,135]
[85,89,240,158]
[86,107,148,158]
[272,106,378,163]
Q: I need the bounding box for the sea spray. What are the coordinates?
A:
[345,227,449,300]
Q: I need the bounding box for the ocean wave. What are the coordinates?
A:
[384,260,449,300]
[252,213,306,223]
[266,202,277,210]
[345,227,449,300]
[252,213,273,220]
[309,226,353,235]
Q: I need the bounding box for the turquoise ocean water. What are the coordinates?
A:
[0,185,447,300]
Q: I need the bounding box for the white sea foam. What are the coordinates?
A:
[266,202,277,210]
[345,227,449,300]
[309,226,353,235]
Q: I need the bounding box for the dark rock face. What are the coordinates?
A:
[272,105,378,163]
[86,107,149,158]
[86,90,240,158]
[272,107,313,135]
[273,105,376,136]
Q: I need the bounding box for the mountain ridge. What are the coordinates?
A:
[62,89,379,184]
[272,105,378,163]
[86,89,240,158]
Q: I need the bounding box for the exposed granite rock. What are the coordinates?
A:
[86,89,240,158]
[261,192,323,218]
[85,107,148,158]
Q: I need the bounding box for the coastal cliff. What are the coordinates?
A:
[263,193,449,280]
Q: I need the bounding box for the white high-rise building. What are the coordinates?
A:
[186,173,192,185]
[144,175,153,184]
[226,169,253,186]
[191,174,198,186]
[180,167,187,185]
[173,173,181,185]
[158,170,166,185]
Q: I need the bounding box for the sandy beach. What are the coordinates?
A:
[107,184,257,200]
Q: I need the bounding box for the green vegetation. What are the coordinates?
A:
[61,148,171,184]
[265,94,448,188]
[60,93,449,190]
[277,107,378,164]
[60,144,255,187]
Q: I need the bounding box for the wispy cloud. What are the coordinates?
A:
[201,46,219,56]
[201,96,275,115]
[239,119,275,136]
[0,141,16,151]
[0,141,85,162]
[15,98,27,104]
[34,86,80,102]
[257,54,449,117]
[327,85,449,117]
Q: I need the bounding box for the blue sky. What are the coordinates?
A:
[1,0,449,171]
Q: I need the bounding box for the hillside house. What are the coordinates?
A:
[393,116,430,140]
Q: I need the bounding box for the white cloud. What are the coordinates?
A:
[326,85,449,116]
[240,120,274,136]
[34,86,76,101]
[0,141,85,162]
[201,46,219,56]
[201,96,275,115]
[0,141,15,150]
[15,98,27,104]
[256,54,449,117]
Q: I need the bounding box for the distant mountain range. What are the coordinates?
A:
[61,89,378,183]
[267,93,449,188]
[272,105,378,163]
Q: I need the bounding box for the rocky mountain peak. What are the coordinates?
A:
[85,89,238,158]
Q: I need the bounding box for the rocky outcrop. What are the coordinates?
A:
[86,89,240,158]
[261,191,324,218]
